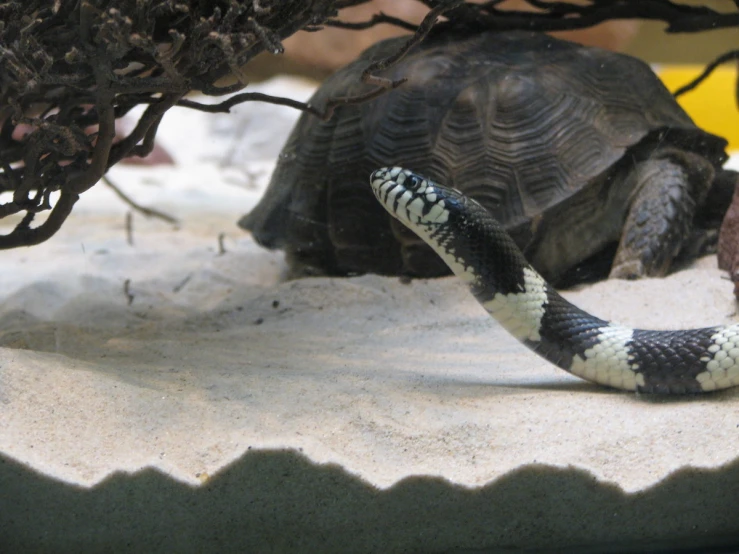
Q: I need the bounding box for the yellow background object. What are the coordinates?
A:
[657,65,739,152]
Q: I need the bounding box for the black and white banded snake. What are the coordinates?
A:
[370,167,739,394]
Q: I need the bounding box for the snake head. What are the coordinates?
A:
[370,167,455,227]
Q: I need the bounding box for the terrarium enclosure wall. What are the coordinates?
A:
[1,2,739,552]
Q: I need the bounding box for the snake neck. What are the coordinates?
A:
[429,199,530,294]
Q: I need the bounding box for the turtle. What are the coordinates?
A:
[239,29,736,286]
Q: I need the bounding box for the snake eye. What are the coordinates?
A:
[405,174,422,189]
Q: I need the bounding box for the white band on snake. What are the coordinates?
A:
[370,167,739,394]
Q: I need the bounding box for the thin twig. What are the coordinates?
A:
[322,0,465,120]
[102,175,179,225]
[172,273,192,293]
[177,92,327,117]
[125,211,134,246]
[324,12,418,32]
[673,49,739,103]
[123,278,134,305]
[320,85,405,121]
[218,232,227,255]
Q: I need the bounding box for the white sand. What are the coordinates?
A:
[1,76,738,552]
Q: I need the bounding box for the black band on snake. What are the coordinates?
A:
[370,167,739,394]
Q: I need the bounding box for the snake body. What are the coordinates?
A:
[370,167,739,394]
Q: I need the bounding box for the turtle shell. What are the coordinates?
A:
[240,30,728,279]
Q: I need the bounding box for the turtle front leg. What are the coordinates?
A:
[610,150,715,280]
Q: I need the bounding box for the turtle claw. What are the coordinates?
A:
[609,260,644,280]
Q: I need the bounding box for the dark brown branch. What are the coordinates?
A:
[247,16,285,55]
[175,84,403,121]
[1,0,384,250]
[176,92,327,117]
[324,13,419,32]
[334,0,374,8]
[319,84,403,121]
[673,49,739,103]
[468,0,739,33]
[108,93,184,167]
[0,190,80,248]
[332,0,739,35]
[67,76,116,195]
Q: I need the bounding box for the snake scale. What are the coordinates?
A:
[370,167,739,394]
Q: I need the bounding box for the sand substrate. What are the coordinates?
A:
[1,78,738,553]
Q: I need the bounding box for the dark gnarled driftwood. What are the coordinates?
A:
[0,0,737,250]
